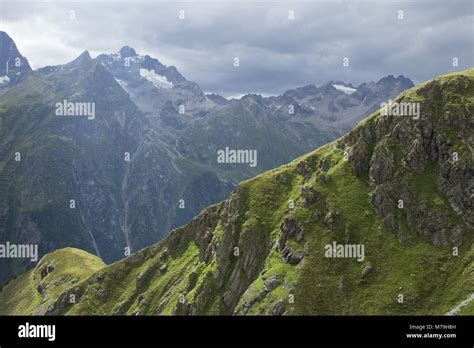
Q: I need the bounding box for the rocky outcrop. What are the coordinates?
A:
[153,186,273,314]
[343,74,474,246]
[277,216,304,248]
[300,185,320,207]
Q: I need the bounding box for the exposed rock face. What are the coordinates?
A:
[125,186,274,315]
[0,31,32,78]
[215,190,272,311]
[281,247,305,265]
[277,216,305,248]
[343,74,474,247]
[268,299,286,316]
[264,274,283,292]
[295,156,318,181]
[300,185,320,207]
[40,264,55,279]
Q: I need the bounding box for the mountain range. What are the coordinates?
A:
[0,67,472,315]
[0,31,415,285]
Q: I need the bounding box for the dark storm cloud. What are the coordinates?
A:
[1,0,472,97]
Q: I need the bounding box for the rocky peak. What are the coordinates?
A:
[279,84,319,101]
[119,46,137,58]
[332,80,355,88]
[67,50,92,67]
[376,74,414,90]
[293,84,319,96]
[206,93,230,105]
[0,31,32,78]
[319,81,342,95]
[241,93,265,102]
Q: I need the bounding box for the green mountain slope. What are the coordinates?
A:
[0,248,104,315]
[0,68,472,315]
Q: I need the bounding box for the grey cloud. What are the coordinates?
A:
[1,0,472,97]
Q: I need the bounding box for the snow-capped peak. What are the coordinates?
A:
[139,68,173,89]
[332,84,357,95]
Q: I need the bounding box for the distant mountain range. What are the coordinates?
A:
[0,31,414,284]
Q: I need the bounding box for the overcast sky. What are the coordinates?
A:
[1,0,472,97]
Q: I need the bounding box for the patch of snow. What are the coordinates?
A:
[139,68,173,89]
[129,55,144,63]
[227,94,245,100]
[332,84,357,95]
[0,75,10,84]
